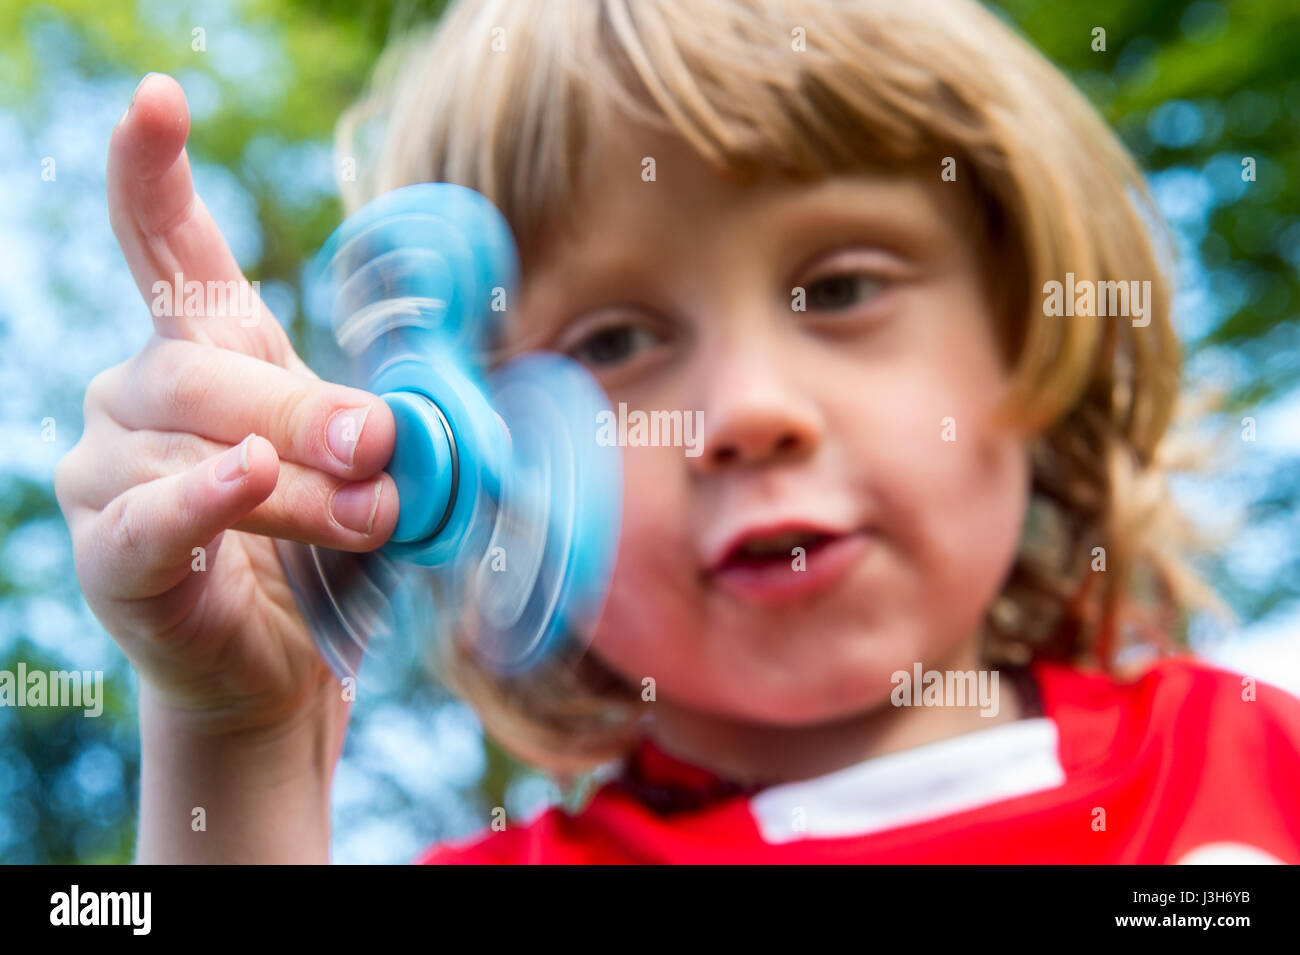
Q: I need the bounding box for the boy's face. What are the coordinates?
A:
[514,121,1031,726]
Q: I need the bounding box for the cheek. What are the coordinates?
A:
[587,445,698,678]
[914,423,1029,596]
[853,341,1030,643]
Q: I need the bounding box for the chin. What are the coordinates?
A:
[672,660,898,727]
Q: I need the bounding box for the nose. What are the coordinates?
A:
[690,348,821,476]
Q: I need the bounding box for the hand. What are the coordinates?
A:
[54,73,400,741]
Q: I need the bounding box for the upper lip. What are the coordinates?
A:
[705,519,854,574]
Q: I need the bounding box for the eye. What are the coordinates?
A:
[563,320,665,368]
[804,273,886,311]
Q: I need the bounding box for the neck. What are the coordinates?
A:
[644,640,1027,788]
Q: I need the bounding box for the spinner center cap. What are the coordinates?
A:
[382,390,457,544]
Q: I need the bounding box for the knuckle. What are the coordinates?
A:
[170,469,204,538]
[275,467,326,537]
[158,430,205,470]
[156,343,216,423]
[270,383,315,453]
[67,521,98,590]
[83,366,117,418]
[102,492,144,561]
[52,449,78,512]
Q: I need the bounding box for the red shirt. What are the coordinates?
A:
[415,656,1300,863]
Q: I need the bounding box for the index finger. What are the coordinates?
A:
[107,72,305,372]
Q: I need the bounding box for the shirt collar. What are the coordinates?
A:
[613,662,1051,815]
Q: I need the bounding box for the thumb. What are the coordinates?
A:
[83,434,280,603]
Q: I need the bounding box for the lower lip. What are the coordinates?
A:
[708,533,869,607]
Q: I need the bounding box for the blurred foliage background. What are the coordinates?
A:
[1,0,1297,863]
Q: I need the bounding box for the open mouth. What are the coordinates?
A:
[705,525,869,607]
[721,530,837,569]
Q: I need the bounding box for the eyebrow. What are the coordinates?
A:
[508,256,664,353]
[757,176,961,258]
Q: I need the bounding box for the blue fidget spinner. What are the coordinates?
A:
[274,183,622,684]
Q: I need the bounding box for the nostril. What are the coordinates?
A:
[714,446,739,465]
[775,433,798,454]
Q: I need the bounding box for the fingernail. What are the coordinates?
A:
[127,72,155,119]
[216,433,256,482]
[326,405,371,469]
[330,479,382,535]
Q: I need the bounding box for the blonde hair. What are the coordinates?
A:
[335,0,1223,774]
